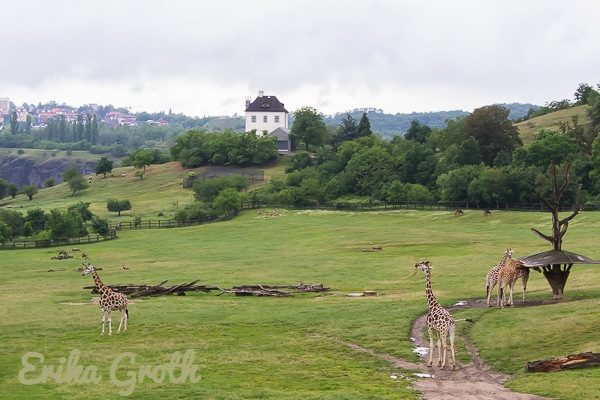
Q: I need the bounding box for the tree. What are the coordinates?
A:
[0,209,24,239]
[212,188,243,217]
[25,208,47,233]
[10,112,18,135]
[405,120,431,143]
[91,114,99,144]
[573,83,598,105]
[333,113,358,146]
[46,209,86,239]
[25,114,32,135]
[107,199,132,216]
[290,106,327,151]
[131,149,153,171]
[7,184,18,198]
[357,113,373,137]
[18,185,38,200]
[68,175,89,196]
[95,157,114,177]
[62,163,81,182]
[0,178,8,198]
[0,222,10,243]
[530,163,582,299]
[463,105,522,166]
[343,146,394,196]
[44,177,55,187]
[68,202,93,221]
[90,216,110,236]
[525,130,579,168]
[192,175,248,203]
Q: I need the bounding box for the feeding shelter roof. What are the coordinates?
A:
[518,250,600,267]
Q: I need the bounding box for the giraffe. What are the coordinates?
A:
[415,261,457,370]
[81,263,129,335]
[497,258,530,308]
[485,248,513,307]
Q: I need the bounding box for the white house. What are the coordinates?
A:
[245,91,291,152]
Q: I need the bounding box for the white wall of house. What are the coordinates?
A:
[245,111,288,135]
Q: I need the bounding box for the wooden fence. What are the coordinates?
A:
[108,215,217,231]
[0,231,117,250]
[240,200,579,213]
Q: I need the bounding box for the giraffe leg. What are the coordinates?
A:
[123,309,128,332]
[449,326,456,370]
[107,311,113,336]
[427,326,434,367]
[487,282,496,307]
[440,330,448,370]
[509,281,516,306]
[100,309,106,336]
[437,334,442,367]
[117,310,124,333]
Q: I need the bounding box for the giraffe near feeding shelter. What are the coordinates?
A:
[81,263,129,335]
[485,248,513,307]
[415,261,458,370]
[497,258,530,308]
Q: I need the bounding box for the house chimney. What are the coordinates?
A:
[258,90,264,97]
[245,97,251,109]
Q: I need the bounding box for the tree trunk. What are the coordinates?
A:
[542,264,572,299]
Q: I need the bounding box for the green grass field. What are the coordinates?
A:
[1,209,600,399]
[514,105,591,144]
[0,160,282,221]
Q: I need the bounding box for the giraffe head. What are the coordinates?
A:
[81,263,96,276]
[505,248,513,258]
[415,261,432,273]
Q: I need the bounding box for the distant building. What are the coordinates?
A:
[0,97,9,117]
[105,111,138,127]
[245,91,290,152]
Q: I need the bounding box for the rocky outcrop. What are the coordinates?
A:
[0,155,96,187]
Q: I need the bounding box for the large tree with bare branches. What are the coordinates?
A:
[530,162,582,298]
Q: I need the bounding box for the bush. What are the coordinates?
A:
[192,175,248,203]
[90,217,110,236]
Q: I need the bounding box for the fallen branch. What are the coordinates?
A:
[527,352,600,372]
[83,281,329,298]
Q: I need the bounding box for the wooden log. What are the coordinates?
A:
[527,352,600,372]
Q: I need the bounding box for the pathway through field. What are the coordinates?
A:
[339,298,549,400]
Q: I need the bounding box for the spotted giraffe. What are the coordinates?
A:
[415,261,457,370]
[497,258,530,308]
[81,264,129,335]
[485,248,513,307]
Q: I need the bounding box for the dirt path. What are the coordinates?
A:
[339,298,549,400]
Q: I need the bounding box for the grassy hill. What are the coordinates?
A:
[515,105,591,144]
[0,159,288,221]
[0,209,599,398]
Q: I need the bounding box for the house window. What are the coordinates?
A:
[263,115,268,123]
[274,116,280,123]
[251,116,256,123]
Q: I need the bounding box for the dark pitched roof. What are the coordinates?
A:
[245,95,288,113]
[518,250,600,267]
[268,127,290,140]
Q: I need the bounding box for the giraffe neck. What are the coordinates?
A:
[92,270,109,294]
[424,270,440,310]
[493,253,510,271]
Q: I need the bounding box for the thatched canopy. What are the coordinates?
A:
[519,250,600,267]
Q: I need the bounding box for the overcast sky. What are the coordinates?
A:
[1,0,598,117]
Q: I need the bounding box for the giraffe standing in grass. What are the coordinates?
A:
[485,248,513,307]
[497,258,530,308]
[415,261,457,370]
[81,264,129,335]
